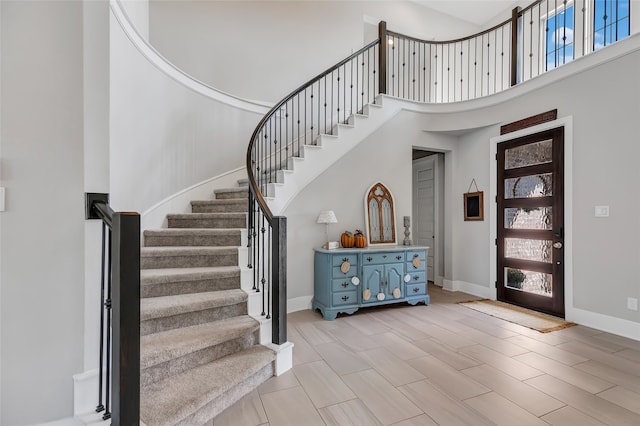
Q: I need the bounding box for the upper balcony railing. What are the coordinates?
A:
[246,0,632,346]
[380,0,631,102]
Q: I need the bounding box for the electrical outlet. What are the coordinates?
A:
[627,297,638,311]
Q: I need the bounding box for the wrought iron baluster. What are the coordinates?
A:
[103,229,112,421]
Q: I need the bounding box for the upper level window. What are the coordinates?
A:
[593,0,630,50]
[545,2,575,71]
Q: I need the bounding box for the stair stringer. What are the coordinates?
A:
[265,96,405,215]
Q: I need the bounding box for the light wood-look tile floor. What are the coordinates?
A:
[213,285,640,426]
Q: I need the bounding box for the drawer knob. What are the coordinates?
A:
[383,255,387,259]
[413,287,419,293]
[396,255,402,260]
[342,282,349,288]
[403,274,411,283]
[341,295,350,301]
[366,256,373,262]
[414,275,420,281]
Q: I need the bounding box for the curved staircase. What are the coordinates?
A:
[138,180,275,426]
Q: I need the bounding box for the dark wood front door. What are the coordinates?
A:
[497,128,565,317]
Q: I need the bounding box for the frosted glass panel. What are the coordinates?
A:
[505,173,552,199]
[505,238,552,263]
[505,139,552,169]
[505,267,552,297]
[505,207,552,230]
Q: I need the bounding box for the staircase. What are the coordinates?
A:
[138,180,275,426]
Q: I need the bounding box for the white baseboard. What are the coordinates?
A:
[287,296,312,313]
[443,279,496,299]
[34,417,82,426]
[72,369,99,416]
[567,307,640,341]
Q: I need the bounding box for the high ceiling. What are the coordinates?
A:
[410,0,526,27]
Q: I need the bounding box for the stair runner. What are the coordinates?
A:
[139,180,275,426]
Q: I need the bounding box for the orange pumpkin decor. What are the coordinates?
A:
[354,229,367,248]
[341,231,355,248]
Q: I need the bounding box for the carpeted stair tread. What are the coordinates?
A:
[141,289,247,321]
[190,199,247,213]
[141,266,240,284]
[237,178,249,187]
[140,266,241,297]
[140,345,275,426]
[141,316,259,369]
[214,187,249,200]
[144,228,242,247]
[166,212,246,220]
[140,246,238,269]
[145,228,242,238]
[167,213,247,230]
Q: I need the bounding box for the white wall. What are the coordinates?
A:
[0,1,85,424]
[148,0,480,102]
[109,9,264,214]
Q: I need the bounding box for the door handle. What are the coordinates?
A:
[553,242,563,249]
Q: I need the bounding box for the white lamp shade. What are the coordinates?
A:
[317,210,338,224]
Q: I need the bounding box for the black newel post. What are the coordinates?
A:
[378,21,387,95]
[271,216,287,345]
[111,212,140,426]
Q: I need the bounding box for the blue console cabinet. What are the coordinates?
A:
[312,246,430,320]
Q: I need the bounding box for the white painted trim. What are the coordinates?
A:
[489,116,574,323]
[33,417,82,426]
[109,0,271,114]
[288,296,312,313]
[265,341,294,376]
[72,369,98,416]
[443,279,496,299]
[567,307,640,341]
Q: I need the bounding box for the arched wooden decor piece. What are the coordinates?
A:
[365,182,397,245]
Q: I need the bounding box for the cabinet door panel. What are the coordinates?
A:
[362,265,382,303]
[386,263,404,299]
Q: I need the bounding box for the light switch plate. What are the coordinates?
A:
[595,205,609,217]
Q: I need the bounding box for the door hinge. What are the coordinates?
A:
[495,153,498,160]
[495,238,498,246]
[495,195,498,203]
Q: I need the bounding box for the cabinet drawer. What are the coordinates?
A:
[406,250,426,261]
[405,271,426,284]
[406,283,427,296]
[332,291,357,306]
[362,252,404,265]
[332,278,358,292]
[406,261,426,272]
[332,254,358,267]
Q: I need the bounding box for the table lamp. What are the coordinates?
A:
[317,210,338,249]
